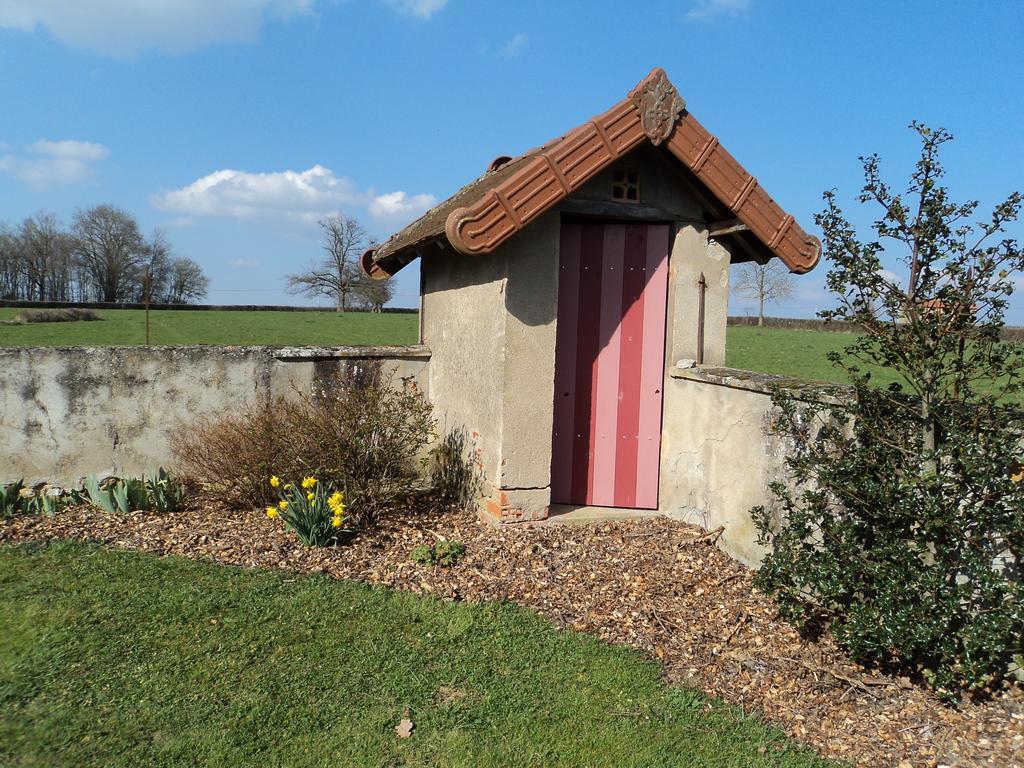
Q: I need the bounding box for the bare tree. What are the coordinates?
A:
[0,225,23,299]
[72,205,146,302]
[351,276,394,312]
[0,210,207,304]
[286,214,367,311]
[733,260,795,325]
[19,212,76,301]
[164,257,210,304]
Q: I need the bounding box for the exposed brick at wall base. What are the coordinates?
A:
[482,490,550,524]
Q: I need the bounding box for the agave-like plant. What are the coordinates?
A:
[84,474,117,514]
[145,468,186,513]
[1,479,26,517]
[84,470,187,515]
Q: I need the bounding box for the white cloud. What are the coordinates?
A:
[381,0,448,19]
[878,268,904,287]
[501,32,528,58]
[152,164,436,226]
[152,165,357,220]
[0,138,109,188]
[686,0,750,23]
[0,0,316,58]
[368,190,436,221]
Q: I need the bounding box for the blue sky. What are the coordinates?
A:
[1,0,1021,319]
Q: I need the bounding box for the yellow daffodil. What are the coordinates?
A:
[269,475,281,489]
[307,491,315,501]
[331,515,343,528]
[265,506,278,518]
[301,476,317,490]
[278,500,289,511]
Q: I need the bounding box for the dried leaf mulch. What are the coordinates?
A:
[2,502,1022,768]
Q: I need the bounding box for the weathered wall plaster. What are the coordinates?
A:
[420,242,509,488]
[658,366,830,567]
[0,345,429,486]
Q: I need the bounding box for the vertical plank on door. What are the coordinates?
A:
[634,225,670,508]
[569,224,605,504]
[550,222,581,504]
[590,224,625,506]
[613,224,648,508]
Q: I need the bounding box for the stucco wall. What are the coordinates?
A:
[0,345,429,486]
[421,243,509,486]
[659,366,819,567]
[419,143,738,520]
[497,211,560,511]
[420,210,562,515]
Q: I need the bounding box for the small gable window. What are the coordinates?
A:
[611,170,640,203]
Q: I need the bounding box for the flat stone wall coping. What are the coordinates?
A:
[274,345,431,361]
[670,365,849,400]
[0,344,431,360]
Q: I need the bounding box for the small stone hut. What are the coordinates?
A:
[361,68,819,527]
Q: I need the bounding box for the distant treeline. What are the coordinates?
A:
[0,300,418,314]
[0,206,209,305]
[729,315,1024,343]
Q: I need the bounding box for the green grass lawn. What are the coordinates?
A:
[0,308,419,347]
[0,307,968,390]
[724,325,900,387]
[0,542,832,768]
[0,308,857,384]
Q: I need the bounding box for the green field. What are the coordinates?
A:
[0,308,419,347]
[725,325,900,387]
[0,542,830,767]
[0,307,924,387]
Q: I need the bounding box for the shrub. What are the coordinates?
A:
[411,540,465,567]
[264,475,347,547]
[753,124,1024,695]
[172,373,435,530]
[6,308,103,324]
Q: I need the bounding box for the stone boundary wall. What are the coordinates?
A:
[0,345,430,486]
[0,300,418,313]
[728,315,1024,342]
[727,315,861,333]
[659,366,845,567]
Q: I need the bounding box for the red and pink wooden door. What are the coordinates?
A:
[550,220,670,509]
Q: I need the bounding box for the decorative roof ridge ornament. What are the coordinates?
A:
[629,68,685,146]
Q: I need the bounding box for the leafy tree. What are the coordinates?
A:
[753,123,1024,694]
[733,260,794,325]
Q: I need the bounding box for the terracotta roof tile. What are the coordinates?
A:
[362,68,820,279]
